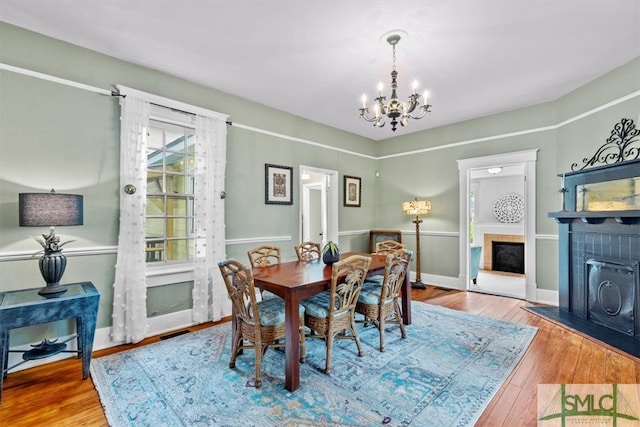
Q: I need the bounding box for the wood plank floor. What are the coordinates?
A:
[1,287,638,426]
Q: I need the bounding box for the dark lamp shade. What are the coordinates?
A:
[19,192,84,227]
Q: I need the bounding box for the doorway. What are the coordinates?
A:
[457,150,538,301]
[299,165,339,246]
[469,164,526,298]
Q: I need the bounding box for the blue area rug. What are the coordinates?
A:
[91,302,537,426]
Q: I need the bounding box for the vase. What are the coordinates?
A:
[38,250,68,297]
[322,250,339,266]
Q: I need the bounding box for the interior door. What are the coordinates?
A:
[300,165,338,246]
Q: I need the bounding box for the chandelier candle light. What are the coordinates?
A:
[359,33,432,132]
[402,198,431,289]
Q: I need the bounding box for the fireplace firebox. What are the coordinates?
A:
[492,242,525,274]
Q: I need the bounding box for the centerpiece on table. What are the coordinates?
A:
[322,241,340,266]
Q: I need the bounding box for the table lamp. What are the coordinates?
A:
[402,197,431,289]
[19,190,84,298]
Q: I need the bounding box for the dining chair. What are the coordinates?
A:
[374,240,406,255]
[217,258,305,388]
[247,245,281,299]
[355,249,412,352]
[294,241,322,261]
[247,245,281,267]
[301,255,371,374]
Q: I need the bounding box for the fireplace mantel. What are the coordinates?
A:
[549,210,640,225]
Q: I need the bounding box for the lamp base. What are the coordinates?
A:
[38,283,68,298]
[411,280,428,290]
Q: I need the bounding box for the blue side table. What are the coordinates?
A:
[0,282,100,402]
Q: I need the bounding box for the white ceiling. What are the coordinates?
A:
[1,1,639,141]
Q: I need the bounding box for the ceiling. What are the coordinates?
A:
[1,1,639,141]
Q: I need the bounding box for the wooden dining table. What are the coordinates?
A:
[251,251,412,391]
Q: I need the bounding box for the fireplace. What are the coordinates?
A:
[540,151,640,357]
[492,241,525,274]
[483,233,524,272]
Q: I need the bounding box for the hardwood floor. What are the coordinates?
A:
[2,287,638,426]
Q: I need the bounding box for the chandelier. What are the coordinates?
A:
[359,34,432,132]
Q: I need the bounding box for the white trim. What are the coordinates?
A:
[225,235,292,245]
[230,122,377,159]
[2,63,637,160]
[0,246,118,262]
[421,273,463,290]
[458,149,539,302]
[536,288,559,306]
[338,229,370,236]
[536,234,558,240]
[6,309,203,373]
[0,231,554,262]
[0,63,113,95]
[402,229,459,238]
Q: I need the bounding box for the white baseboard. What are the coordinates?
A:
[6,309,198,373]
[535,288,559,306]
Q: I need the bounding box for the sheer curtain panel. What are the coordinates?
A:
[112,95,150,343]
[112,86,230,344]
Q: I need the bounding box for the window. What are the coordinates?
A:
[145,120,196,264]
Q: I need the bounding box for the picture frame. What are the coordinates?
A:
[265,163,293,205]
[368,230,402,253]
[343,175,361,207]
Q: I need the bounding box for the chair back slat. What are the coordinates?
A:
[375,240,406,255]
[330,255,371,316]
[248,245,281,267]
[295,241,322,261]
[218,259,260,327]
[380,249,412,302]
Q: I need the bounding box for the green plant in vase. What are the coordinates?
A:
[322,241,341,265]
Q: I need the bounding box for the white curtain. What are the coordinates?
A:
[112,87,230,343]
[193,114,231,322]
[112,95,150,343]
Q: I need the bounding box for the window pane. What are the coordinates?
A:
[146,196,165,216]
[167,218,188,239]
[145,218,165,239]
[166,239,194,261]
[167,196,188,215]
[147,125,164,150]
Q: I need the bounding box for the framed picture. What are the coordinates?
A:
[265,163,293,205]
[343,175,361,207]
[369,230,402,253]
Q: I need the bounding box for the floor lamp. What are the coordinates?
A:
[402,198,431,289]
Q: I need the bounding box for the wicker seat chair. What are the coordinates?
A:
[217,258,305,388]
[301,255,371,374]
[294,241,322,261]
[248,245,281,267]
[247,245,282,300]
[356,249,412,352]
[374,240,406,255]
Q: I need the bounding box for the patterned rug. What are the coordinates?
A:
[91,302,537,426]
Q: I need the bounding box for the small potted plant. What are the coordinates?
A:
[322,241,341,266]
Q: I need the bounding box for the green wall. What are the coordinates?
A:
[1,21,639,347]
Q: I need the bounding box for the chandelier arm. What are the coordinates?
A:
[359,109,379,123]
[407,105,432,120]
